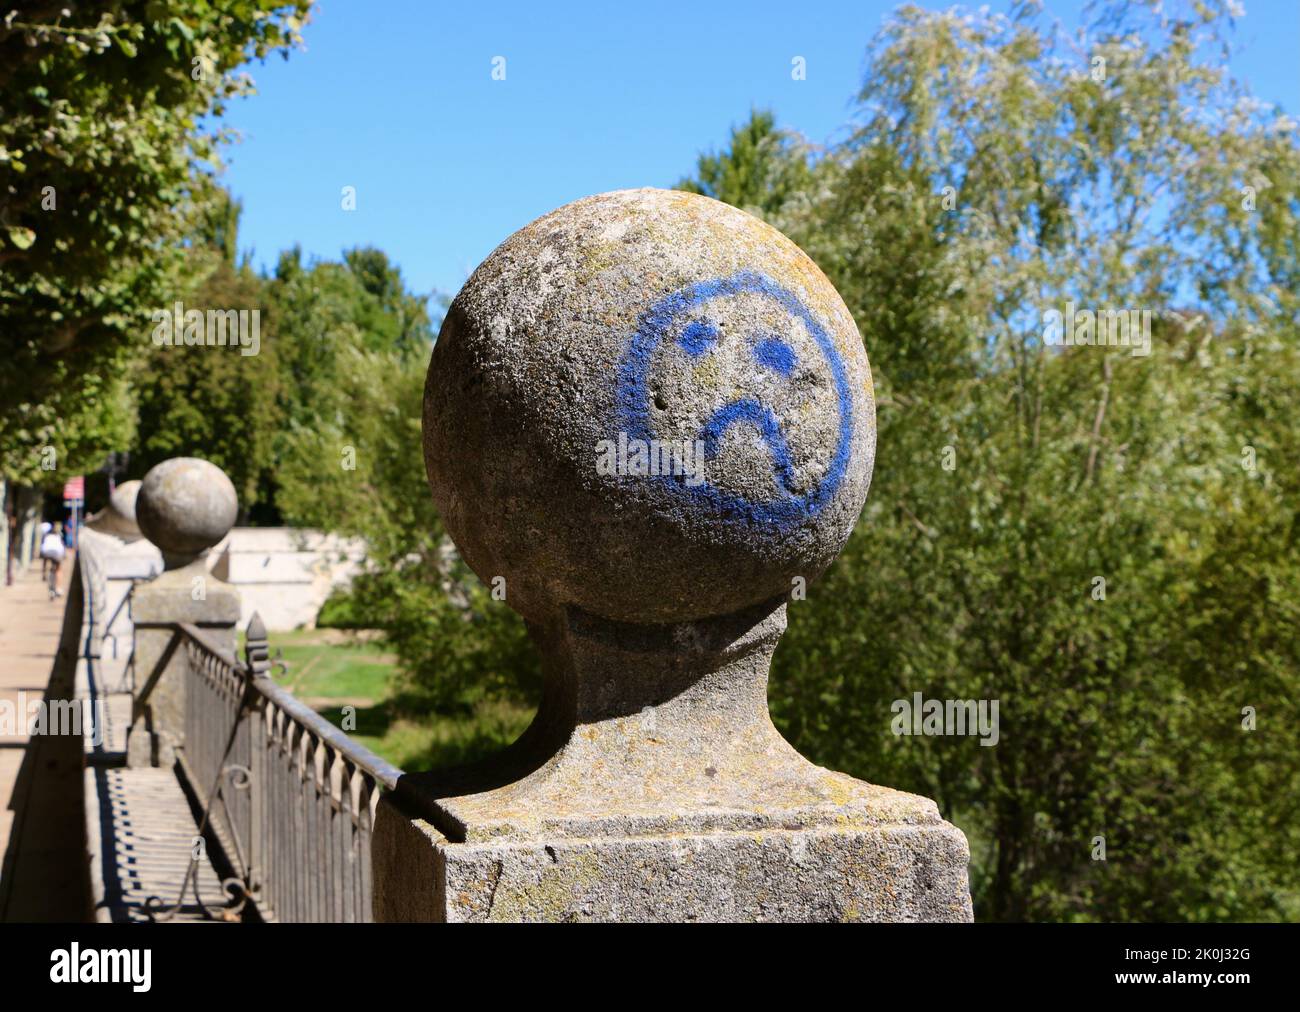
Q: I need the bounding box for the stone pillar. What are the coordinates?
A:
[127,458,240,768]
[375,188,973,922]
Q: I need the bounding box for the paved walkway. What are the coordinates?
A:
[0,558,88,920]
[87,766,230,922]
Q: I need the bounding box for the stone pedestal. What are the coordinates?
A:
[378,818,969,922]
[127,562,239,767]
[126,458,240,768]
[383,188,974,921]
[375,601,972,921]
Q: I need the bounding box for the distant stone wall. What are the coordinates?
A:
[209,527,366,631]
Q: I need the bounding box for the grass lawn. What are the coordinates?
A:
[248,628,533,773]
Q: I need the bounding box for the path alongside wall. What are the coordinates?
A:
[0,558,88,921]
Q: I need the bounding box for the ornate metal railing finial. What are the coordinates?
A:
[244,611,269,676]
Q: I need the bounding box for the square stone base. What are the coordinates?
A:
[372,799,973,922]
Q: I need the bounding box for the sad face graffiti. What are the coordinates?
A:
[616,270,854,531]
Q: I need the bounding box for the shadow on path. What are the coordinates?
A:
[0,562,90,922]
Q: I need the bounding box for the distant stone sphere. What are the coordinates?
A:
[86,479,143,540]
[136,458,237,560]
[423,188,875,625]
[108,480,141,524]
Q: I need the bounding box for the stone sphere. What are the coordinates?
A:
[136,458,238,560]
[108,480,141,523]
[423,188,875,625]
[87,479,143,540]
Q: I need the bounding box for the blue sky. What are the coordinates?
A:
[219,0,1300,302]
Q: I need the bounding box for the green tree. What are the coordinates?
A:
[130,257,281,509]
[274,342,539,712]
[0,0,310,484]
[264,243,537,720]
[342,247,437,356]
[129,233,439,519]
[684,0,1300,920]
[265,247,433,435]
[677,108,813,218]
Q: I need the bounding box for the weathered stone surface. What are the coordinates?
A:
[86,479,143,541]
[129,458,241,766]
[136,457,237,570]
[424,187,874,626]
[129,565,240,766]
[371,796,448,923]
[409,602,948,844]
[442,822,970,923]
[372,802,972,923]
[396,188,972,922]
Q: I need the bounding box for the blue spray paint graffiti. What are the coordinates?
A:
[615,270,854,529]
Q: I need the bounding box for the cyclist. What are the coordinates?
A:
[40,522,66,599]
[38,520,53,582]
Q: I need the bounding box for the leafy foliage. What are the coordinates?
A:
[271,329,540,717]
[130,257,281,506]
[676,108,813,218]
[128,228,436,519]
[676,0,1300,921]
[0,0,309,484]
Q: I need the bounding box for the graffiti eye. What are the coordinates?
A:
[754,335,796,377]
[679,319,720,357]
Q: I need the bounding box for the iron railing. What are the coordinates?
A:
[172,616,402,922]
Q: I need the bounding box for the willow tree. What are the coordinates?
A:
[679,0,1300,920]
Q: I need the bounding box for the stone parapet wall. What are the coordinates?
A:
[210,527,366,631]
